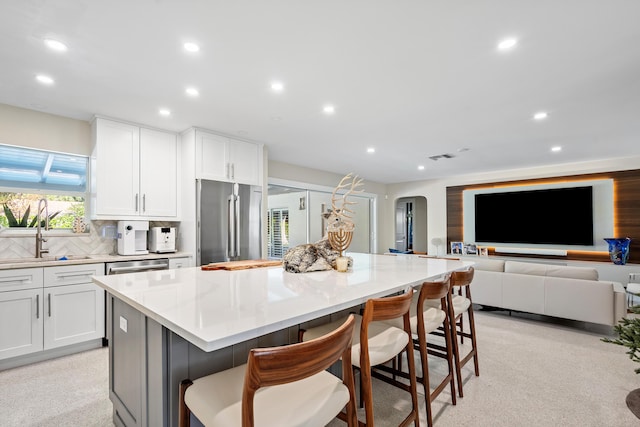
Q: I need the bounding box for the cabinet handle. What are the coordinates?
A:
[143,194,146,213]
[0,275,32,283]
[36,294,40,319]
[135,193,139,212]
[226,163,230,179]
[107,262,169,273]
[56,271,95,279]
[48,293,52,317]
[231,163,235,180]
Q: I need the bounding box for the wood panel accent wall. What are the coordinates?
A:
[446,169,640,264]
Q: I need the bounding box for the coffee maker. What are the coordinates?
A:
[117,220,149,255]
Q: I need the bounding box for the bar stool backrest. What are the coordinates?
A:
[242,315,357,426]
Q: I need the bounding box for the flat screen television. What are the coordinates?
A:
[474,186,594,246]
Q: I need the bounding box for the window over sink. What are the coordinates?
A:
[0,144,87,230]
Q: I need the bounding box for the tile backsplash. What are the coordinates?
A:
[0,220,177,259]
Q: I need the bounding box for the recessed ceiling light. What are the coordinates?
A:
[44,38,67,52]
[551,146,562,152]
[185,87,199,97]
[418,165,425,170]
[533,111,548,120]
[183,42,200,53]
[35,74,54,85]
[159,108,171,117]
[323,105,335,114]
[497,38,518,51]
[367,147,375,154]
[271,82,284,92]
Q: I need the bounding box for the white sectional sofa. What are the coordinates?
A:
[471,259,627,326]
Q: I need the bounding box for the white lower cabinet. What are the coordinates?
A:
[0,263,105,362]
[0,288,43,360]
[43,263,105,351]
[43,282,105,349]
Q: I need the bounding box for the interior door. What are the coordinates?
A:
[395,204,407,251]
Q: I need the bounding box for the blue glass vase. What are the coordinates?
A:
[604,238,632,265]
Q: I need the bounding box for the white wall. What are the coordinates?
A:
[0,103,91,155]
[385,156,640,256]
[268,191,308,248]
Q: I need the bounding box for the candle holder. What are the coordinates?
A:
[328,229,353,272]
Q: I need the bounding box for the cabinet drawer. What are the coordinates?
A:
[0,268,44,292]
[44,263,105,287]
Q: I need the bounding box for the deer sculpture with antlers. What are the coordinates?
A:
[283,173,365,273]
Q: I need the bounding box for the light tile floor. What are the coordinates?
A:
[1,309,638,427]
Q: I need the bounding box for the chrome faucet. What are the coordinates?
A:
[35,198,49,258]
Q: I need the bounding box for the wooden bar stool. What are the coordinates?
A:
[424,268,478,398]
[179,315,358,427]
[301,289,420,426]
[447,267,479,397]
[380,276,457,427]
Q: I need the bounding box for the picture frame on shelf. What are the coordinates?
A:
[463,243,478,255]
[479,246,489,256]
[451,241,463,255]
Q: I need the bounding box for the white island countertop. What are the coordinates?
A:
[93,253,474,352]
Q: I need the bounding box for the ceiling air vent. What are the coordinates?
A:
[428,153,456,161]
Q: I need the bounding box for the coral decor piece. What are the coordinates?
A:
[283,238,342,273]
[325,173,364,235]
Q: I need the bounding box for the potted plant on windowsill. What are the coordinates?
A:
[603,299,640,418]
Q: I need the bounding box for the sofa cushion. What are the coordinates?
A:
[504,261,599,281]
[544,265,599,281]
[501,272,545,314]
[544,277,613,325]
[473,259,505,272]
[504,261,548,276]
[471,270,503,307]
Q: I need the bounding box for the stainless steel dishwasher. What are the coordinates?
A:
[105,258,170,275]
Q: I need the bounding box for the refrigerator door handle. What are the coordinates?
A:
[227,194,235,260]
[234,193,241,258]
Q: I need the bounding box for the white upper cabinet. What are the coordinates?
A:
[196,131,229,182]
[140,128,178,217]
[229,138,260,185]
[91,118,178,219]
[194,130,261,185]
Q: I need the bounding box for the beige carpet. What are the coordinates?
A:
[0,309,638,426]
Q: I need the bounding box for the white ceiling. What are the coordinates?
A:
[1,1,640,184]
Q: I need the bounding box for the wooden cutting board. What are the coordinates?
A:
[201,259,283,271]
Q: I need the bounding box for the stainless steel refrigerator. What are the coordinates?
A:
[196,179,262,266]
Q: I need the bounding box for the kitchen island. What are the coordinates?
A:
[93,253,474,427]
